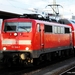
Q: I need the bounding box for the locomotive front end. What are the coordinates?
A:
[0,18,34,64]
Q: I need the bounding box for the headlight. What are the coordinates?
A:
[14,33,18,36]
[3,47,6,51]
[26,47,29,51]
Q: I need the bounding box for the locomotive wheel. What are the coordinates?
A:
[33,58,39,66]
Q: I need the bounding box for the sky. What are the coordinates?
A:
[0,0,75,19]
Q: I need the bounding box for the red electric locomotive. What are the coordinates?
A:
[0,14,74,65]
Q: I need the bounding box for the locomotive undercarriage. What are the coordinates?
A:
[0,48,74,66]
[33,48,74,66]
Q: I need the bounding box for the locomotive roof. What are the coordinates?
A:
[3,13,70,28]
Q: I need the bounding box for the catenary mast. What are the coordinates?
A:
[53,0,56,14]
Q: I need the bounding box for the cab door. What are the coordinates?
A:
[40,24,44,49]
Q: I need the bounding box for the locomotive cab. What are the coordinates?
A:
[0,18,36,64]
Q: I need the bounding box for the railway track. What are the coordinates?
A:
[60,66,75,75]
[0,56,75,75]
[0,63,50,75]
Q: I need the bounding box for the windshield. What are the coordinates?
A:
[4,22,32,32]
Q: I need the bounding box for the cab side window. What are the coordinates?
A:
[65,27,70,33]
[44,25,52,33]
[37,24,40,32]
